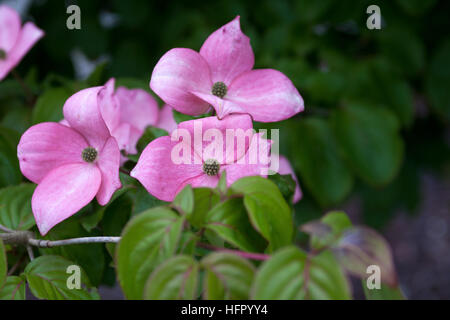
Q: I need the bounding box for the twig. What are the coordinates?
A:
[27,236,121,248]
[197,242,270,261]
[119,167,130,175]
[0,224,14,233]
[26,246,35,260]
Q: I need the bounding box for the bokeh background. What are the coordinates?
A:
[0,0,449,299]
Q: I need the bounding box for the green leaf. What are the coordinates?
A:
[0,239,6,286]
[24,255,96,300]
[231,177,293,251]
[129,187,167,215]
[31,87,73,124]
[115,77,151,92]
[268,173,296,204]
[0,126,21,188]
[144,255,198,300]
[117,207,184,299]
[0,276,26,300]
[186,188,220,228]
[426,39,450,121]
[363,282,405,300]
[0,183,36,230]
[172,109,210,124]
[205,198,267,252]
[396,0,436,15]
[217,170,227,195]
[331,103,404,186]
[291,118,354,207]
[252,246,351,300]
[173,185,194,215]
[84,62,107,87]
[135,126,169,154]
[201,252,255,300]
[379,27,425,76]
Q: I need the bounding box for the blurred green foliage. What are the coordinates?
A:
[1,0,449,233]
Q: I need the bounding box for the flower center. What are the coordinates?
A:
[211,82,227,98]
[203,159,220,176]
[0,49,6,60]
[82,147,98,163]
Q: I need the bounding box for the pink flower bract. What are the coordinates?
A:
[17,87,122,235]
[0,5,44,81]
[98,79,177,156]
[150,16,304,122]
[131,114,272,201]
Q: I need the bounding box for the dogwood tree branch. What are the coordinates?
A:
[0,224,271,261]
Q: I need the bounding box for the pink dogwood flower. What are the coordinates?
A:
[150,16,304,122]
[131,114,271,201]
[17,86,122,235]
[98,79,178,156]
[0,5,44,80]
[278,156,302,203]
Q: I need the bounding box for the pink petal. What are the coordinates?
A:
[32,163,101,235]
[59,118,70,126]
[200,16,254,85]
[96,136,122,205]
[278,156,302,203]
[63,86,111,150]
[116,86,159,131]
[227,69,304,122]
[131,136,203,201]
[111,122,131,153]
[190,91,244,120]
[17,122,88,184]
[183,173,220,189]
[156,104,177,134]
[177,114,253,164]
[150,48,212,115]
[0,21,44,80]
[0,5,21,52]
[98,78,120,133]
[224,133,271,185]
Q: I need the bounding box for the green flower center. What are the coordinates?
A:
[203,159,220,176]
[82,147,98,163]
[211,81,227,98]
[0,49,6,60]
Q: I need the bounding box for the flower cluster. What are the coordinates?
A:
[11,12,303,235]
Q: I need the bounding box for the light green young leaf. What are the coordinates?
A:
[116,207,184,299]
[252,246,351,300]
[144,255,198,300]
[186,188,220,228]
[205,198,266,252]
[173,185,194,215]
[301,211,352,250]
[201,252,255,300]
[231,177,293,251]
